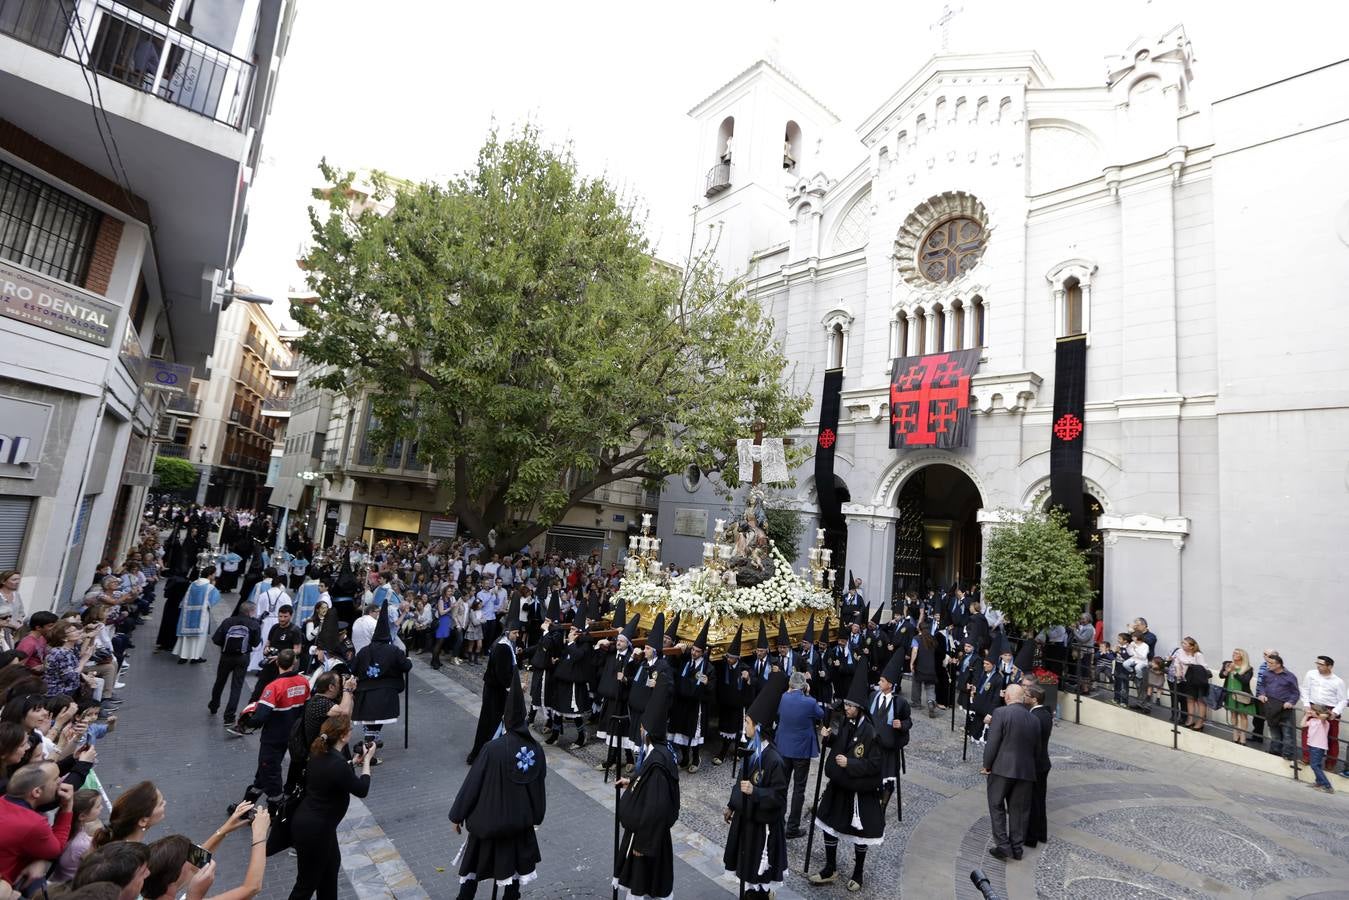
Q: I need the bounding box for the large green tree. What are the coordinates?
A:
[294,128,809,547]
[981,509,1095,636]
[154,455,199,493]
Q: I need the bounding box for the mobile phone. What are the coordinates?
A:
[187,844,212,867]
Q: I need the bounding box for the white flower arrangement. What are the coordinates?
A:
[616,540,833,624]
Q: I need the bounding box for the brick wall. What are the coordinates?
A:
[83,216,124,296]
[0,118,148,220]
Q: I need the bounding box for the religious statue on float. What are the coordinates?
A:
[726,490,772,588]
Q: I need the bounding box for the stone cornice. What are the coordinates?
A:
[1097,513,1189,549]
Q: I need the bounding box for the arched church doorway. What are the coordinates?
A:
[892,464,982,601]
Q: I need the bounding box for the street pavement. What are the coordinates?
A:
[94,597,1349,899]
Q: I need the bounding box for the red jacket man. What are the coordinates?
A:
[0,761,75,882]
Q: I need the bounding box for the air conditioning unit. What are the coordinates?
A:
[152,414,178,442]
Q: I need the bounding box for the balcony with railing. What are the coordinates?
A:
[157,443,190,459]
[261,395,291,417]
[167,395,200,416]
[0,0,255,129]
[705,163,732,197]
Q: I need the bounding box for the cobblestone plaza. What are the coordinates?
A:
[96,596,1349,900]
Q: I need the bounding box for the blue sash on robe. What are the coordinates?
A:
[177,580,220,637]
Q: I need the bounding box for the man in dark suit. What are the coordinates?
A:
[1024,683,1053,848]
[777,671,824,838]
[980,683,1039,860]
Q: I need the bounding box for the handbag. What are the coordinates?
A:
[1260,697,1288,724]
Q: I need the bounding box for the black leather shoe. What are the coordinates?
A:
[545,731,560,745]
[988,847,1009,861]
[1024,840,1038,848]
[784,827,804,839]
[1012,851,1024,860]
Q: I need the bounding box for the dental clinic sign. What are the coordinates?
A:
[0,260,119,348]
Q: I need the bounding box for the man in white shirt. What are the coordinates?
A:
[481,554,501,581]
[1298,655,1347,779]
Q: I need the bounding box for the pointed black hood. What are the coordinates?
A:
[667,612,681,644]
[818,617,831,647]
[693,618,710,652]
[372,597,392,643]
[622,613,640,642]
[990,630,1010,661]
[844,654,871,707]
[334,557,359,597]
[776,616,791,649]
[503,593,521,631]
[726,623,743,658]
[869,600,882,626]
[1014,635,1036,673]
[612,596,626,632]
[546,590,561,623]
[802,614,816,645]
[503,669,528,733]
[881,643,905,686]
[756,618,768,651]
[574,595,588,632]
[646,612,665,653]
[315,602,342,653]
[746,670,788,729]
[641,675,673,742]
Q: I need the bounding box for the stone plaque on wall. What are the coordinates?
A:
[673,507,708,537]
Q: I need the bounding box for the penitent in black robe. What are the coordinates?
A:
[615,744,680,900]
[156,573,190,650]
[351,640,411,725]
[449,727,547,887]
[595,648,635,747]
[722,741,789,892]
[814,715,885,845]
[471,638,518,761]
[625,656,672,749]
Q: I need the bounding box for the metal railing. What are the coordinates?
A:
[948,638,1346,787]
[704,162,731,197]
[167,395,199,414]
[156,442,190,458]
[261,395,290,413]
[0,0,256,129]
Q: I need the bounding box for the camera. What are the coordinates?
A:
[227,786,263,821]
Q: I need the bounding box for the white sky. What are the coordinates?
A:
[236,0,1348,325]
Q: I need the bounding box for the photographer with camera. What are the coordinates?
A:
[141,804,271,900]
[285,672,358,792]
[289,714,372,900]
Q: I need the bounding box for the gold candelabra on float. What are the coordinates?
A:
[701,516,737,571]
[625,513,665,579]
[801,527,837,592]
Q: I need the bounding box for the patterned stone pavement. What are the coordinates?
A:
[95,600,1349,899]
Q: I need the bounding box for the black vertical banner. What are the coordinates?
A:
[1050,335,1088,540]
[815,368,845,528]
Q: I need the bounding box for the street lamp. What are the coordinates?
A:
[220,288,275,311]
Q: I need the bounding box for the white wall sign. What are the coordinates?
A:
[0,395,53,479]
[0,260,120,347]
[673,507,708,537]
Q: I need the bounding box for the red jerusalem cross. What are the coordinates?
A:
[889,350,977,448]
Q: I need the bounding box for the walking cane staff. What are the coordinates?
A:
[403,671,410,750]
[802,706,835,874]
[737,779,753,900]
[962,704,972,761]
[612,772,622,900]
[949,662,958,732]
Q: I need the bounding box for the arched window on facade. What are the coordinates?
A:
[1064,277,1084,336]
[998,97,1012,122]
[933,303,946,351]
[717,116,735,163]
[952,302,966,350]
[916,113,927,133]
[933,97,947,127]
[953,97,966,125]
[975,97,990,125]
[914,307,927,355]
[972,296,986,346]
[784,120,802,171]
[828,323,845,369]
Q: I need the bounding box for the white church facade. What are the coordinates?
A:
[656,27,1349,672]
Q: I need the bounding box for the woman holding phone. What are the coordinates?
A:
[288,713,372,900]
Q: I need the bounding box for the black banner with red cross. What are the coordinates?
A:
[888,349,981,450]
[1050,334,1088,539]
[815,368,845,528]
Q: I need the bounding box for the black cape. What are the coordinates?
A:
[471,638,518,760]
[616,743,680,899]
[449,726,546,886]
[723,741,789,890]
[814,715,885,843]
[351,639,411,724]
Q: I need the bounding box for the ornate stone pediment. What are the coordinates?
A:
[969,371,1042,414]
